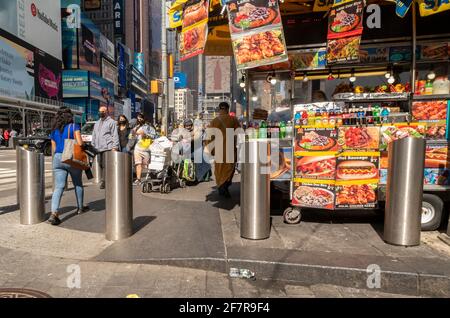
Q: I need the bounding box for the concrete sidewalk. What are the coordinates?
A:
[0,177,449,297]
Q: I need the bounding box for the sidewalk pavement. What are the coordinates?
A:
[0,170,449,297]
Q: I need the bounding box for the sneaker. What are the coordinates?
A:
[77,206,90,215]
[48,213,61,226]
[133,180,141,186]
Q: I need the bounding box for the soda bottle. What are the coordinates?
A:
[301,111,308,126]
[315,109,322,127]
[279,121,286,139]
[286,121,293,139]
[381,107,390,123]
[373,104,381,124]
[294,112,301,126]
[259,121,267,139]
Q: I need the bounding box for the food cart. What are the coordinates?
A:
[172,0,450,230]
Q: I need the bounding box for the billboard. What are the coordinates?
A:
[61,1,80,70]
[62,70,89,98]
[34,49,63,100]
[100,34,115,62]
[113,0,124,40]
[79,14,101,74]
[205,56,230,94]
[134,52,145,75]
[90,72,114,114]
[0,34,35,99]
[0,0,62,60]
[117,42,130,88]
[101,57,118,96]
[174,72,187,89]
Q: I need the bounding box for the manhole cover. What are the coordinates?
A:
[0,288,52,298]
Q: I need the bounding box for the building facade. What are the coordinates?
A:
[174,89,194,121]
[83,0,115,42]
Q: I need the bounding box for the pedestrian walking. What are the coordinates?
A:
[48,107,89,226]
[117,115,131,153]
[207,102,240,198]
[91,106,120,189]
[131,113,157,185]
[3,129,10,148]
[9,129,17,148]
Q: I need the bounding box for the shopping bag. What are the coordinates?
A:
[62,124,89,170]
[183,159,196,182]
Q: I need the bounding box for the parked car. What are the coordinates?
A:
[16,128,52,156]
[81,121,96,144]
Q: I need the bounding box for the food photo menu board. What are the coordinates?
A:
[227,0,288,70]
[180,0,209,61]
[326,0,365,64]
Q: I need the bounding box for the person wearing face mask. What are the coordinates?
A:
[117,115,131,153]
[131,113,158,185]
[91,106,120,189]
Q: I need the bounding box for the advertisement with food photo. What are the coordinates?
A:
[182,0,209,28]
[296,127,338,152]
[380,152,389,169]
[412,101,447,121]
[335,184,377,209]
[380,124,425,151]
[296,155,336,180]
[327,35,361,64]
[232,28,288,70]
[424,168,450,186]
[421,43,448,60]
[292,182,335,210]
[425,123,447,140]
[425,143,450,168]
[327,0,364,40]
[336,155,379,181]
[270,147,292,180]
[180,23,208,61]
[338,126,380,151]
[227,0,281,34]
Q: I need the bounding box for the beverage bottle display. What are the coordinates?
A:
[294,112,301,126]
[381,107,390,123]
[373,104,381,124]
[329,110,336,126]
[336,110,343,126]
[279,121,286,138]
[286,121,293,138]
[315,110,322,127]
[308,110,315,125]
[322,111,329,126]
[366,105,373,124]
[425,80,433,95]
[259,121,267,139]
[301,111,308,126]
[358,106,365,125]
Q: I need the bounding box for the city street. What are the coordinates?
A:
[0,148,449,298]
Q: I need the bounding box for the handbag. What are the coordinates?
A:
[62,124,89,170]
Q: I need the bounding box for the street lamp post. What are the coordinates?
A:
[161,0,168,135]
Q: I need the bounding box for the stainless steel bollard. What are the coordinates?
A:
[19,147,45,225]
[105,151,133,241]
[240,139,271,240]
[384,137,426,246]
[16,146,22,205]
[93,155,102,184]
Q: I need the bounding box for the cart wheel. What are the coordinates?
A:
[164,183,171,194]
[179,179,186,188]
[421,194,443,231]
[283,207,301,224]
[147,183,153,193]
[141,183,148,193]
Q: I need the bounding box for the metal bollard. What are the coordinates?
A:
[16,146,22,205]
[384,137,426,246]
[18,147,45,225]
[240,139,271,240]
[105,151,133,241]
[93,155,102,184]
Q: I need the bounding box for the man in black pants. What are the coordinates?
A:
[91,106,119,189]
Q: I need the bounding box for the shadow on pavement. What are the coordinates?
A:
[133,216,156,234]
[87,198,105,212]
[205,182,240,211]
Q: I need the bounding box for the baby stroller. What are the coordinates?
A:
[140,136,185,194]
